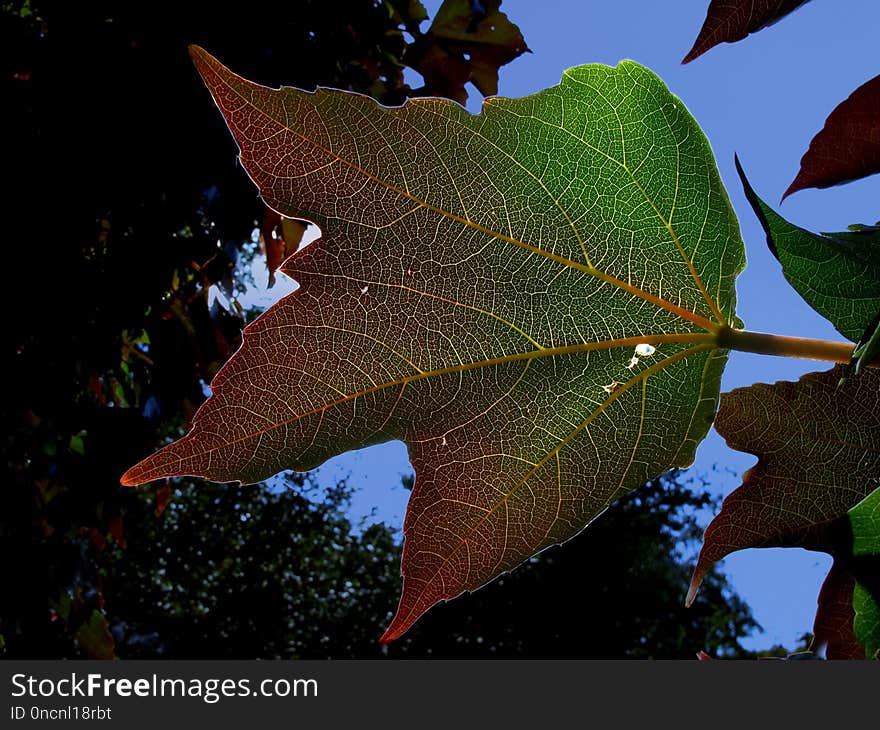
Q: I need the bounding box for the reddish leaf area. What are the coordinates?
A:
[783,74,880,200]
[683,0,810,64]
[688,367,880,604]
[812,563,865,659]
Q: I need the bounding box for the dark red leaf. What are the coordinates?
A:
[689,367,880,659]
[688,367,880,605]
[783,74,880,200]
[683,0,810,64]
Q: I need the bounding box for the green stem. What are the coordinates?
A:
[717,326,864,365]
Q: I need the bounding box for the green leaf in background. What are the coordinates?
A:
[737,156,880,373]
[848,487,880,658]
[405,0,530,104]
[124,50,746,640]
[853,584,880,659]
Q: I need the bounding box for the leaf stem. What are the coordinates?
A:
[717,326,868,366]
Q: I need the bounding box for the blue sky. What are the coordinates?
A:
[245,0,880,652]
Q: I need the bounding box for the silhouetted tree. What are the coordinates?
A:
[101,471,757,659]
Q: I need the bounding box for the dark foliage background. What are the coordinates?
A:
[2,0,760,659]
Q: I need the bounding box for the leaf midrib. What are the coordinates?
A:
[122,331,714,484]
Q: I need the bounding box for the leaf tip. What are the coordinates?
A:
[188,44,209,63]
[681,47,701,65]
[188,44,210,71]
[779,178,802,204]
[685,575,702,608]
[188,45,219,79]
[378,623,405,645]
[380,592,428,644]
[120,462,147,487]
[121,441,189,487]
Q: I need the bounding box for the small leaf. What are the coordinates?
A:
[74,610,115,660]
[405,0,529,104]
[683,0,810,64]
[737,158,880,370]
[68,429,87,455]
[783,74,880,200]
[124,49,745,640]
[387,0,429,30]
[260,208,308,287]
[690,366,880,599]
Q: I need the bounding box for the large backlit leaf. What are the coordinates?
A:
[689,367,880,658]
[783,74,880,200]
[123,48,744,640]
[738,158,880,373]
[683,0,810,64]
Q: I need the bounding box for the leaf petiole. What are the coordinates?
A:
[716,326,869,366]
